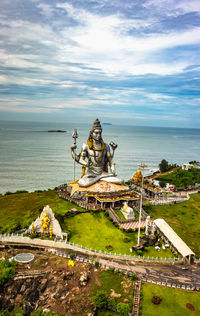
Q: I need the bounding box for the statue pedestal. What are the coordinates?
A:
[59,180,140,210]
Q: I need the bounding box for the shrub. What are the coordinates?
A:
[4,191,13,196]
[94,261,100,267]
[117,302,130,316]
[15,190,28,194]
[123,237,131,243]
[152,295,162,305]
[10,222,22,233]
[30,233,38,239]
[131,274,137,281]
[0,259,17,287]
[136,250,143,256]
[92,291,109,309]
[69,253,74,260]
[109,267,115,272]
[107,297,115,311]
[105,245,113,251]
[31,311,64,316]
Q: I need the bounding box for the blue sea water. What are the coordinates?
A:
[0,120,200,194]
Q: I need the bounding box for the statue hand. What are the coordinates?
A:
[111,163,116,175]
[71,144,77,151]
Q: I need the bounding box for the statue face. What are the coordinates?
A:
[92,128,102,141]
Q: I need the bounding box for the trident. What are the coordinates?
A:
[72,128,78,181]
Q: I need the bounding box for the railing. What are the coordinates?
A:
[0,233,182,263]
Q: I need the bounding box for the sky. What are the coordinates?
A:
[0,0,200,128]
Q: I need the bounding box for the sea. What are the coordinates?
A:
[0,120,200,194]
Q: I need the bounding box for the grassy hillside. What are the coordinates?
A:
[144,193,200,256]
[157,168,200,188]
[0,189,86,234]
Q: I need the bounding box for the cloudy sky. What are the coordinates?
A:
[0,0,200,127]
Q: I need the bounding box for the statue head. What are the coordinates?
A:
[88,118,103,144]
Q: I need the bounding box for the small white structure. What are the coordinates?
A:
[154,218,195,263]
[182,163,194,170]
[121,202,135,220]
[27,205,64,239]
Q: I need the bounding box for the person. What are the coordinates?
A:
[71,118,123,187]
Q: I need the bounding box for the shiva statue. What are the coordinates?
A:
[71,118,123,187]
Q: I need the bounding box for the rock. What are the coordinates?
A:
[20,284,27,293]
[63,271,74,280]
[43,308,50,313]
[22,301,33,316]
[79,271,90,286]
[15,293,23,305]
[40,279,48,293]
[110,289,121,298]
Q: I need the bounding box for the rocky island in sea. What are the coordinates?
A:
[48,130,66,132]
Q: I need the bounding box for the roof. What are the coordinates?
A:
[68,180,129,196]
[86,193,139,203]
[154,218,195,258]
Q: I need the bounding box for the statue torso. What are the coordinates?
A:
[82,142,108,176]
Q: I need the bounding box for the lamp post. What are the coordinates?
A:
[137,163,148,246]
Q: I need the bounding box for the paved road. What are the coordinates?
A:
[98,257,200,286]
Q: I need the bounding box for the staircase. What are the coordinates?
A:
[132,280,141,316]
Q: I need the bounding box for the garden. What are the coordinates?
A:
[0,189,176,259]
[64,211,175,258]
[140,283,200,315]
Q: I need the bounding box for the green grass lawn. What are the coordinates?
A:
[0,189,174,258]
[141,283,200,316]
[93,270,134,315]
[144,193,200,256]
[0,189,86,234]
[65,212,174,257]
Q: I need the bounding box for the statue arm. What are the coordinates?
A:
[106,144,116,175]
[109,141,118,159]
[70,144,80,162]
[77,143,89,167]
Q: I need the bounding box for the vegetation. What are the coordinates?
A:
[159,159,178,173]
[144,193,200,256]
[158,168,200,189]
[0,189,174,257]
[65,212,174,257]
[140,283,200,315]
[116,302,130,315]
[92,270,134,315]
[31,311,63,316]
[92,291,110,309]
[0,189,87,234]
[0,259,17,288]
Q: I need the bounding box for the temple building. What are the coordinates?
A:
[59,180,140,210]
[130,169,171,201]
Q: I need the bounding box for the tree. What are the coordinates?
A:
[117,302,130,316]
[159,159,169,173]
[0,260,17,287]
[92,291,109,309]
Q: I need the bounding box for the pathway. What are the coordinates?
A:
[120,220,146,230]
[133,280,141,316]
